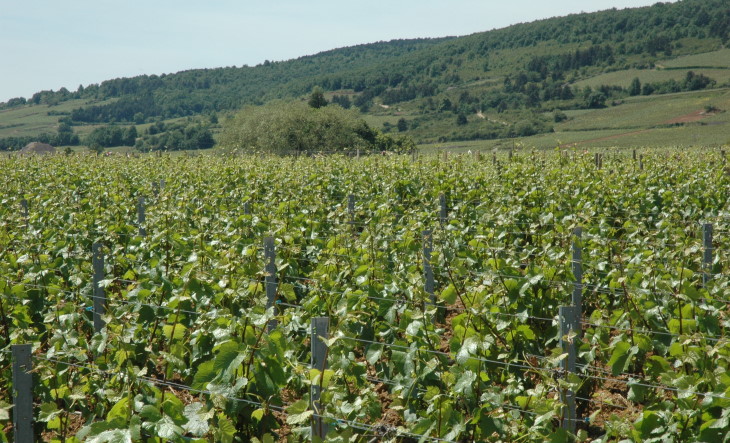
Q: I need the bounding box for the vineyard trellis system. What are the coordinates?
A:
[1,149,730,442]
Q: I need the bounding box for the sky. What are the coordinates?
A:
[0,0,674,103]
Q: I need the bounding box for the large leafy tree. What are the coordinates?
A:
[220,101,413,154]
[308,87,328,109]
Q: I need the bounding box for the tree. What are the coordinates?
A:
[553,110,568,123]
[397,118,409,132]
[85,125,124,147]
[584,92,607,109]
[439,98,453,112]
[456,113,468,126]
[331,95,351,109]
[220,101,412,154]
[55,121,79,145]
[88,143,103,155]
[123,126,138,146]
[629,77,642,96]
[308,87,328,109]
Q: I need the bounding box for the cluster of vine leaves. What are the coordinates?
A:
[0,150,729,442]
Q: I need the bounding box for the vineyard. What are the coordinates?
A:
[1,149,730,442]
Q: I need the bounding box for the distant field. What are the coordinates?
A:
[427,88,730,152]
[420,128,630,152]
[574,68,730,89]
[429,122,729,152]
[568,123,728,148]
[573,49,730,90]
[0,99,116,138]
[660,48,730,69]
[559,89,730,130]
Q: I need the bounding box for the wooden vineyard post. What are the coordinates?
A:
[492,152,497,166]
[311,317,329,440]
[12,344,33,443]
[92,242,106,333]
[264,236,278,331]
[639,155,644,171]
[137,195,146,237]
[594,153,600,169]
[559,306,579,436]
[703,223,713,286]
[632,149,637,161]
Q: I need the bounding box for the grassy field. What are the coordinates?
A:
[430,120,730,152]
[574,67,730,89]
[573,48,730,90]
[0,98,121,138]
[426,88,730,152]
[560,89,730,130]
[1,99,78,137]
[660,48,730,68]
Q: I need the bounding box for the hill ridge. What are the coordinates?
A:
[1,0,729,150]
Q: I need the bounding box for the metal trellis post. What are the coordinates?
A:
[703,223,713,286]
[137,195,146,237]
[423,230,436,321]
[572,227,583,316]
[264,236,278,331]
[311,317,329,440]
[20,198,28,229]
[348,194,355,225]
[559,306,579,435]
[12,344,33,443]
[439,193,447,227]
[92,242,106,333]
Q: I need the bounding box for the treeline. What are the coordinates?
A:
[0,132,79,151]
[629,71,717,96]
[440,118,555,143]
[70,95,160,123]
[525,45,617,80]
[0,120,215,151]
[461,70,718,114]
[86,120,215,151]
[84,126,138,148]
[454,0,729,54]
[0,121,80,151]
[134,121,215,151]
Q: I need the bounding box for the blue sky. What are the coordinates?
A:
[0,1,672,102]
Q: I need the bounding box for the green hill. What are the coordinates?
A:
[1,0,729,151]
